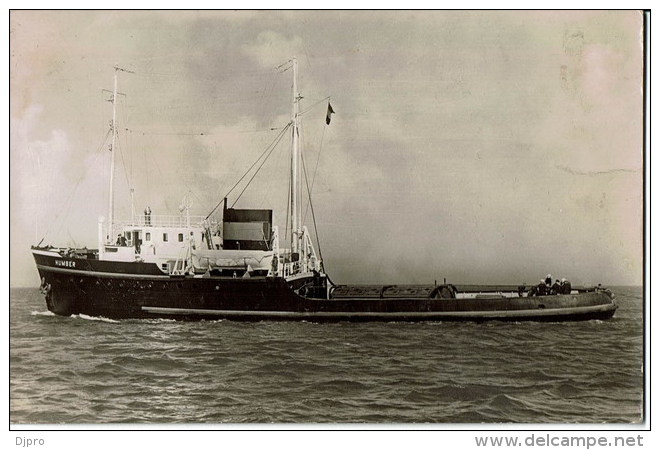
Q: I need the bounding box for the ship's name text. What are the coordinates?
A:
[55,260,76,268]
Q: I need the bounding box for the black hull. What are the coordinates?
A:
[33,251,617,322]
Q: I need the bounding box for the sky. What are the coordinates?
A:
[9,10,644,287]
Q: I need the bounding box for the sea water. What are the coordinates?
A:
[9,286,643,424]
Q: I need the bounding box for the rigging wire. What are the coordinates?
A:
[310,124,326,194]
[142,132,171,212]
[303,122,327,224]
[299,96,330,116]
[114,130,132,192]
[40,128,112,244]
[298,132,303,233]
[300,119,309,222]
[133,67,278,81]
[204,122,292,220]
[300,143,324,267]
[121,93,133,203]
[141,131,150,211]
[124,127,283,136]
[39,65,295,245]
[284,165,291,249]
[122,64,289,218]
[66,228,78,248]
[107,93,134,217]
[257,67,281,126]
[230,123,291,208]
[184,183,212,213]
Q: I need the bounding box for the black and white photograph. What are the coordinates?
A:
[8,8,648,446]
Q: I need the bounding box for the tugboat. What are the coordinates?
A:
[31,58,617,322]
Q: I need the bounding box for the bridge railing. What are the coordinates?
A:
[114,215,206,229]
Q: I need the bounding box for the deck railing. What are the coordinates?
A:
[282,261,301,277]
[114,214,206,229]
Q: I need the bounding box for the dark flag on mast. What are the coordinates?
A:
[326,102,335,125]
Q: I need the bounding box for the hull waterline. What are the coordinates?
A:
[34,250,617,322]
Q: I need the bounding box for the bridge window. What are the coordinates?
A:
[163,233,168,242]
[178,233,184,242]
[145,232,151,241]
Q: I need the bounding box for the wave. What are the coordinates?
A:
[70,314,120,324]
[127,318,177,324]
[10,286,643,424]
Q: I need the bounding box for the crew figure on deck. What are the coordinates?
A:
[144,206,152,226]
[545,274,553,288]
[536,279,547,296]
[551,278,563,295]
[530,275,572,296]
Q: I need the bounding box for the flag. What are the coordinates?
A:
[325,102,335,125]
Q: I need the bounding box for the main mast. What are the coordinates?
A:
[290,57,300,255]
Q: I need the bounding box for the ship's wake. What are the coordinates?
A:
[71,314,120,324]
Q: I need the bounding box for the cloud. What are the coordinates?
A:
[242,31,305,69]
[9,11,644,287]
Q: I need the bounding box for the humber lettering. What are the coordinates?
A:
[55,260,76,268]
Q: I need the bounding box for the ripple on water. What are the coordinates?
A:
[9,286,644,424]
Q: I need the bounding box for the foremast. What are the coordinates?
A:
[106,65,133,244]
